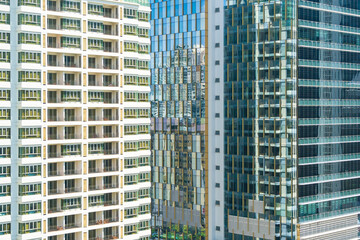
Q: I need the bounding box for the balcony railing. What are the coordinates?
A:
[47,43,81,49]
[88,116,118,121]
[89,217,119,226]
[48,62,81,68]
[89,167,118,173]
[47,79,81,86]
[88,64,118,70]
[48,116,82,122]
[48,187,81,195]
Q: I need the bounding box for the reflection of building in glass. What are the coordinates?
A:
[225,0,360,239]
[150,0,209,239]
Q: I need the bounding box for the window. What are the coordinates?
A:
[0,204,10,216]
[0,223,10,235]
[18,71,40,82]
[124,42,138,52]
[215,130,220,135]
[215,25,220,30]
[124,58,137,69]
[215,78,220,82]
[215,43,220,48]
[215,183,220,188]
[88,21,104,33]
[0,109,10,120]
[124,75,137,85]
[138,43,149,54]
[18,90,41,101]
[125,207,138,218]
[18,52,41,63]
[215,8,220,12]
[19,128,40,139]
[88,91,104,102]
[88,4,103,15]
[139,76,149,86]
[88,38,104,50]
[215,60,220,65]
[138,188,149,198]
[61,144,81,156]
[19,183,41,196]
[61,91,81,102]
[61,0,80,13]
[0,12,9,24]
[125,191,137,202]
[138,11,149,22]
[124,25,137,35]
[88,143,104,154]
[215,95,220,100]
[18,0,40,7]
[19,221,41,234]
[124,224,137,235]
[19,202,41,215]
[124,158,137,168]
[0,51,10,62]
[216,226,220,231]
[0,166,10,177]
[138,172,150,182]
[88,195,104,206]
[124,8,137,19]
[138,156,149,166]
[61,36,80,48]
[0,128,9,139]
[0,32,9,43]
[139,204,150,215]
[215,148,220,153]
[61,18,80,31]
[19,109,41,120]
[138,60,149,70]
[216,165,220,170]
[19,165,41,177]
[19,146,41,158]
[0,90,9,101]
[138,27,149,38]
[0,71,9,82]
[61,198,81,210]
[18,13,40,26]
[0,185,9,196]
[18,32,40,45]
[138,220,149,231]
[0,147,10,158]
[0,0,9,6]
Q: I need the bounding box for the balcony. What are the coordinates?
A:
[48,134,81,140]
[88,166,118,174]
[48,169,81,177]
[89,217,119,226]
[48,187,81,195]
[48,115,82,122]
[89,183,119,191]
[88,116,118,122]
[88,64,118,70]
[48,62,81,68]
[48,223,81,232]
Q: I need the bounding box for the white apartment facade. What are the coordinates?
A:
[0,0,151,240]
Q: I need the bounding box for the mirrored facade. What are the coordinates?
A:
[150,0,207,239]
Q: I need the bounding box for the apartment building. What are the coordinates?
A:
[0,0,150,240]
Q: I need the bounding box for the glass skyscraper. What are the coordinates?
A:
[225,0,360,239]
[150,0,207,239]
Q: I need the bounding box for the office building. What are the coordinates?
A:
[225,0,360,239]
[0,0,151,239]
[150,0,224,239]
